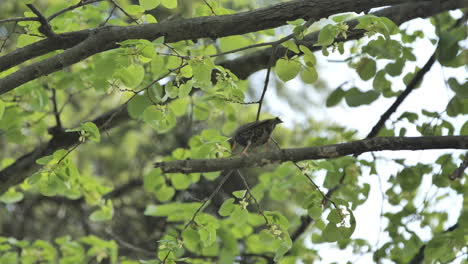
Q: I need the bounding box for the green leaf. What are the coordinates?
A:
[447,96,468,117]
[448,78,468,98]
[116,64,145,88]
[31,86,48,111]
[397,165,429,192]
[233,190,246,199]
[0,189,24,204]
[151,55,166,78]
[461,121,468,135]
[193,101,210,120]
[16,34,41,48]
[144,169,165,191]
[301,66,318,83]
[344,87,380,107]
[281,39,299,54]
[424,236,450,261]
[140,0,160,10]
[287,18,305,26]
[332,13,356,23]
[437,31,460,65]
[356,15,399,39]
[89,206,113,222]
[322,223,342,242]
[398,112,419,122]
[140,43,156,59]
[168,98,188,117]
[144,202,201,220]
[230,207,249,225]
[143,106,176,133]
[161,0,177,9]
[36,155,54,165]
[154,185,175,201]
[300,45,317,66]
[182,228,200,252]
[376,17,399,38]
[127,94,152,119]
[170,173,191,190]
[219,35,250,52]
[0,99,5,120]
[126,5,145,15]
[363,37,402,60]
[199,226,217,247]
[373,70,391,91]
[327,209,342,224]
[307,205,322,219]
[219,198,236,217]
[152,36,165,45]
[164,81,178,98]
[385,59,404,76]
[190,57,214,89]
[316,24,339,46]
[356,58,376,81]
[326,87,345,107]
[275,58,301,82]
[81,122,101,142]
[178,81,193,98]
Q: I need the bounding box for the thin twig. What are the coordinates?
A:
[48,0,104,21]
[157,51,190,59]
[255,19,315,121]
[271,138,342,213]
[236,170,269,225]
[50,88,62,128]
[183,170,234,230]
[366,52,437,139]
[26,4,55,37]
[0,22,17,52]
[255,47,276,121]
[0,17,38,24]
[108,0,139,24]
[162,251,171,264]
[210,40,278,58]
[100,5,117,27]
[106,229,156,257]
[202,0,217,16]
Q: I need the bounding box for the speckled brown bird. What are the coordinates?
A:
[230,117,283,154]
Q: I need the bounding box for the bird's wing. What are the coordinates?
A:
[234,119,272,134]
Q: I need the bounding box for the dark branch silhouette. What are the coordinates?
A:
[154,136,468,173]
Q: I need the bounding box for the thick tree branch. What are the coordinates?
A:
[220,0,467,79]
[154,136,468,173]
[0,0,431,95]
[0,1,463,194]
[26,4,55,37]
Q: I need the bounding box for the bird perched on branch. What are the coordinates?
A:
[230,117,283,155]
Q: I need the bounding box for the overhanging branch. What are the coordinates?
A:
[0,1,464,194]
[0,0,431,95]
[154,136,468,173]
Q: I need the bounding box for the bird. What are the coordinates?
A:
[230,117,283,155]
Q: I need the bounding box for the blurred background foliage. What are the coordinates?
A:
[0,0,466,263]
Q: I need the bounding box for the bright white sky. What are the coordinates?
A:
[250,11,466,264]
